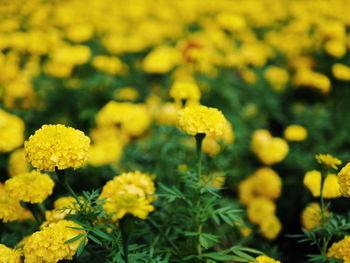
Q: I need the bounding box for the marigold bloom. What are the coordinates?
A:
[303,170,341,198]
[284,125,307,141]
[337,162,350,197]
[88,139,123,167]
[301,202,326,231]
[170,80,201,107]
[247,198,276,225]
[177,105,226,137]
[327,236,350,262]
[264,66,289,91]
[332,63,350,81]
[252,130,289,165]
[24,220,86,263]
[8,148,29,177]
[5,171,54,203]
[96,101,151,137]
[100,171,156,220]
[260,215,282,240]
[92,55,124,75]
[0,187,27,222]
[250,255,281,263]
[0,109,25,153]
[0,244,22,263]
[315,154,342,170]
[238,167,282,206]
[24,124,90,171]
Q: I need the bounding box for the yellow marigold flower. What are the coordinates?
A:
[24,220,86,263]
[315,154,342,170]
[301,202,327,231]
[332,63,350,81]
[114,87,139,101]
[327,236,350,262]
[247,198,276,225]
[303,170,341,198]
[177,105,227,137]
[250,255,281,263]
[202,137,221,157]
[96,101,151,137]
[8,148,29,177]
[92,55,124,75]
[5,171,54,203]
[170,80,201,107]
[264,66,289,92]
[0,187,27,222]
[294,69,330,94]
[284,125,307,141]
[337,162,350,197]
[24,124,91,171]
[99,171,156,220]
[0,244,22,263]
[216,12,246,32]
[325,40,346,58]
[222,121,235,144]
[252,130,289,165]
[89,125,129,145]
[88,139,123,167]
[260,215,282,240]
[142,45,182,74]
[65,23,93,43]
[0,109,25,153]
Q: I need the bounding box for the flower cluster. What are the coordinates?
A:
[24,124,91,171]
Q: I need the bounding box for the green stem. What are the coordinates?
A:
[319,167,328,226]
[197,223,203,257]
[195,133,205,180]
[55,168,81,205]
[21,202,45,224]
[119,215,134,263]
[146,218,180,252]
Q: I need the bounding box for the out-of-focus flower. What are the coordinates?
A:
[5,171,54,203]
[283,125,307,141]
[0,109,25,153]
[301,202,327,231]
[332,63,350,81]
[170,80,201,107]
[8,148,29,176]
[303,170,341,198]
[247,198,276,225]
[259,215,281,240]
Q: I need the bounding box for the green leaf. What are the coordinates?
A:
[76,237,87,258]
[64,233,85,244]
[90,228,114,242]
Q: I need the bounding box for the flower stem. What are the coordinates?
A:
[55,168,81,205]
[119,214,134,263]
[319,167,328,226]
[21,202,45,224]
[195,133,205,180]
